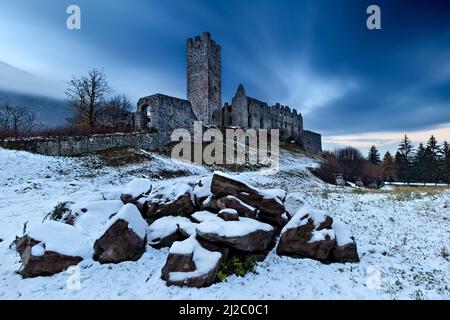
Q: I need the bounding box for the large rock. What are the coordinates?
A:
[194,211,275,253]
[218,209,240,221]
[15,221,90,278]
[16,236,83,278]
[142,182,197,222]
[332,220,360,263]
[147,216,195,249]
[200,195,220,213]
[120,178,152,204]
[93,204,147,264]
[161,236,222,288]
[192,176,213,206]
[211,172,286,226]
[217,195,257,219]
[277,207,337,263]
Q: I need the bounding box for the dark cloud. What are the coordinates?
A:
[1,0,450,136]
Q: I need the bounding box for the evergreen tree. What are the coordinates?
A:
[441,141,450,184]
[413,143,427,182]
[424,135,441,183]
[368,145,381,165]
[381,151,396,181]
[395,135,414,182]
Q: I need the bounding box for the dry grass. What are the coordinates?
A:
[94,148,151,167]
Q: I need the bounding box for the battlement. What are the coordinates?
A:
[187,32,221,54]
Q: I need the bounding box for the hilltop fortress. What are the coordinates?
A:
[134,32,322,153]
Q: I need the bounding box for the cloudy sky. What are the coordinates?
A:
[1,0,450,154]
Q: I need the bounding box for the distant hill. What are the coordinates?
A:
[0,61,71,128]
[0,89,72,128]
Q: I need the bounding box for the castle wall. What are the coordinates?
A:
[187,32,221,125]
[137,94,197,147]
[302,130,322,154]
[0,132,157,157]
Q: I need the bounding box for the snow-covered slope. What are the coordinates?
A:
[0,147,449,300]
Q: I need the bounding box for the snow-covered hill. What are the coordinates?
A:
[0,147,449,300]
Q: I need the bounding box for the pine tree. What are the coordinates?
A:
[395,135,414,182]
[424,135,441,183]
[381,151,395,182]
[368,145,381,165]
[413,143,426,182]
[441,141,450,184]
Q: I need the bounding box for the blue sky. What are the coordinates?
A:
[1,0,450,154]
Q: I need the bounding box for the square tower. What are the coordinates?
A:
[187,32,222,125]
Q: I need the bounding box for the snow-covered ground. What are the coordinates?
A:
[0,147,449,300]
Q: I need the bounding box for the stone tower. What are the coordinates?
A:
[187,32,222,125]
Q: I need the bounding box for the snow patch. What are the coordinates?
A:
[196,215,273,237]
[102,204,147,239]
[147,216,196,244]
[332,220,355,246]
[26,221,91,258]
[123,178,152,198]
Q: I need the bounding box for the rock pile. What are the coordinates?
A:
[15,171,359,287]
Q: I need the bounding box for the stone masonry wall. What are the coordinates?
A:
[187,32,222,125]
[0,132,157,156]
[302,130,322,154]
[137,94,198,147]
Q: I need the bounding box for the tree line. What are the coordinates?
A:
[313,135,450,186]
[0,69,134,138]
[371,135,450,184]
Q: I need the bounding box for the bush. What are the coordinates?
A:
[312,147,383,187]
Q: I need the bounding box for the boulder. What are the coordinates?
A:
[194,211,275,253]
[200,195,220,213]
[218,209,240,221]
[16,236,83,278]
[161,236,222,288]
[15,221,90,278]
[120,178,152,204]
[93,204,147,264]
[277,207,337,263]
[217,195,258,219]
[192,176,213,206]
[147,216,196,249]
[142,182,197,222]
[332,220,360,263]
[211,172,286,226]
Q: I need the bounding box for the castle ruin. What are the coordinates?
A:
[134,32,322,153]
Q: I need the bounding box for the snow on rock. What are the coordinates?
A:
[102,204,147,239]
[333,220,355,247]
[74,200,124,236]
[193,176,212,203]
[217,208,240,221]
[15,221,90,278]
[93,204,148,264]
[142,181,197,221]
[161,235,222,288]
[332,220,360,262]
[260,189,287,203]
[123,178,152,198]
[211,172,286,226]
[217,195,258,219]
[147,216,196,248]
[195,214,275,253]
[278,206,359,263]
[284,192,307,218]
[25,221,91,258]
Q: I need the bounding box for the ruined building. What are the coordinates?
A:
[134,32,322,153]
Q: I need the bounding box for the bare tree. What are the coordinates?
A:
[65,69,110,128]
[0,103,40,134]
[97,94,134,129]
